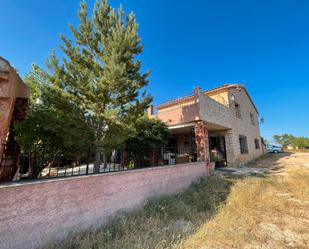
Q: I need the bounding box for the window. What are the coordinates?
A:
[255,138,260,149]
[239,135,249,154]
[250,113,256,125]
[235,103,241,118]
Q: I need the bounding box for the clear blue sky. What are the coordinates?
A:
[1,0,309,140]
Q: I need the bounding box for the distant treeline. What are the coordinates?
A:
[273,134,309,149]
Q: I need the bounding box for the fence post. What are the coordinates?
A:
[86,147,90,175]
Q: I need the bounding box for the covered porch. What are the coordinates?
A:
[167,121,232,167]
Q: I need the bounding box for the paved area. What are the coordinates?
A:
[215,152,309,177]
[215,166,268,176]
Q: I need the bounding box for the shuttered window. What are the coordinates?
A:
[235,103,242,118]
[255,138,260,149]
[239,135,249,154]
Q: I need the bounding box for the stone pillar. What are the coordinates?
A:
[121,150,128,168]
[195,121,212,175]
[224,129,235,166]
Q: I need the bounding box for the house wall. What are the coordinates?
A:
[152,85,264,166]
[207,91,230,106]
[0,162,206,249]
[199,88,263,165]
[199,93,232,129]
[226,88,264,165]
[156,101,200,125]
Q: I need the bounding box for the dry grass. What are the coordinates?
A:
[44,153,309,249]
[180,155,309,249]
[284,168,309,201]
[44,176,233,249]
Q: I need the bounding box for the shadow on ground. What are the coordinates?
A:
[215,153,291,180]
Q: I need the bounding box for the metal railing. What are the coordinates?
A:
[156,92,195,108]
[1,144,202,182]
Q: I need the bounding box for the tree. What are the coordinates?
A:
[124,117,170,167]
[272,134,309,149]
[44,0,152,172]
[293,137,309,149]
[273,134,294,148]
[124,117,170,150]
[14,66,95,177]
[262,138,269,145]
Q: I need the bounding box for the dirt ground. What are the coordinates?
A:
[249,152,309,170]
[249,153,309,248]
[181,152,309,249]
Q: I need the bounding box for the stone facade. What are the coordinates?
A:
[226,87,264,164]
[149,84,264,166]
[194,121,209,162]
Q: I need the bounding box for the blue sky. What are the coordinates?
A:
[1,0,309,140]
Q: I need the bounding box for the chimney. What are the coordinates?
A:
[147,105,154,117]
[194,86,202,96]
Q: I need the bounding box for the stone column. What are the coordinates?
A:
[195,121,212,175]
[223,129,235,166]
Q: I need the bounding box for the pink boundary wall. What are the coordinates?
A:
[0,162,206,249]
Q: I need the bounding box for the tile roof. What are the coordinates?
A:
[156,83,259,114]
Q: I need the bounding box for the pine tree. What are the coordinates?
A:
[14,65,95,178]
[47,0,152,172]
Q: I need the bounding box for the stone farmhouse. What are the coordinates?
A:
[148,84,265,166]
